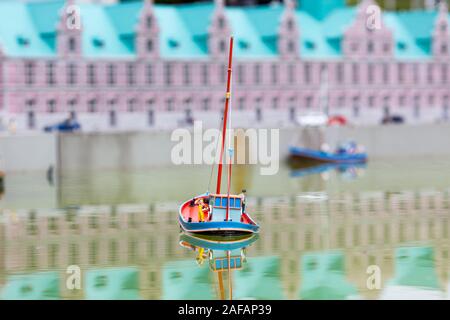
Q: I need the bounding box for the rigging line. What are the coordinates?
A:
[207,114,224,193]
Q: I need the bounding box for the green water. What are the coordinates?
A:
[0,158,450,299]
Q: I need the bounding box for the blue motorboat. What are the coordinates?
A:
[289,142,368,164]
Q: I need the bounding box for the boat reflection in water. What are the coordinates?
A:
[164,233,259,300]
[290,162,366,181]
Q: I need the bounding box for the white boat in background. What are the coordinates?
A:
[296,112,328,127]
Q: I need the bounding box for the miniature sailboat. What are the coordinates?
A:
[178,37,260,236]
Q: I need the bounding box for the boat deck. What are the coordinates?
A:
[181,200,253,224]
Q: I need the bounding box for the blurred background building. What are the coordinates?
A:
[0,0,449,131]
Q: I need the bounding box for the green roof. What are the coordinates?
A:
[0,0,447,60]
[1,272,60,300]
[85,267,141,300]
[299,251,357,300]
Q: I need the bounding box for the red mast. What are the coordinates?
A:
[216,37,234,195]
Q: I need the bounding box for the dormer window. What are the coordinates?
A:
[147,39,153,52]
[219,40,226,53]
[367,41,374,53]
[287,19,294,31]
[288,40,295,53]
[146,16,153,29]
[68,37,76,52]
[218,17,225,29]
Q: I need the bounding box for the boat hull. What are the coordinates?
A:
[178,195,260,236]
[288,146,367,165]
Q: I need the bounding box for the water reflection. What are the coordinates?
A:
[166,233,259,300]
[290,163,366,181]
[0,188,450,299]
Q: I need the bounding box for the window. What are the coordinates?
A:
[147,39,153,52]
[383,42,391,53]
[107,64,116,85]
[428,94,434,107]
[287,19,294,31]
[164,64,172,85]
[443,95,449,120]
[271,97,279,109]
[368,63,374,84]
[368,96,375,108]
[47,99,56,113]
[127,63,135,85]
[46,62,56,86]
[108,100,117,127]
[202,98,210,111]
[336,63,344,83]
[220,64,227,83]
[183,64,190,85]
[304,63,311,84]
[399,95,406,107]
[88,99,97,113]
[128,99,137,112]
[254,64,261,85]
[26,99,36,129]
[367,41,374,53]
[288,41,295,53]
[24,62,35,86]
[147,99,155,126]
[146,16,153,29]
[87,64,96,85]
[201,64,209,85]
[166,98,174,111]
[352,63,359,83]
[67,63,77,85]
[271,64,278,84]
[306,95,313,108]
[441,44,448,55]
[146,64,153,85]
[413,63,419,83]
[414,95,420,118]
[288,63,295,84]
[338,96,345,108]
[382,63,389,83]
[237,65,245,85]
[398,63,405,83]
[68,37,76,52]
[218,17,225,29]
[238,97,245,110]
[442,64,448,83]
[427,64,433,83]
[352,96,360,117]
[219,40,226,53]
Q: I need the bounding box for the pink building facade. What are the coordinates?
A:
[0,0,449,131]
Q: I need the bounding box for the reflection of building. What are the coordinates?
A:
[1,0,450,131]
[0,189,450,299]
